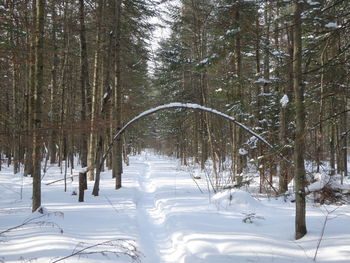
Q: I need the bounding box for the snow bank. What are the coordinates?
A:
[211,189,262,210]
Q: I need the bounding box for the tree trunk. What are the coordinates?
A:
[279,94,289,194]
[235,4,246,176]
[278,18,293,194]
[24,0,36,177]
[49,1,58,164]
[293,0,307,240]
[329,110,336,176]
[79,172,87,202]
[113,0,123,190]
[341,96,347,184]
[32,0,45,212]
[79,0,89,168]
[12,54,20,174]
[88,0,103,181]
[316,40,329,172]
[92,51,114,196]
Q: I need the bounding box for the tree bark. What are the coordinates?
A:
[79,172,87,202]
[293,0,307,240]
[12,51,20,174]
[88,0,104,181]
[279,94,289,194]
[278,14,293,194]
[235,3,246,176]
[32,0,45,212]
[316,40,329,172]
[49,1,58,164]
[92,42,114,196]
[112,0,123,190]
[329,105,336,176]
[24,0,36,177]
[79,0,90,168]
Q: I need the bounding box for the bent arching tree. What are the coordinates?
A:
[91,102,274,197]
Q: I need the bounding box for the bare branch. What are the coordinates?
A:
[313,207,339,261]
[51,239,141,263]
[0,212,64,237]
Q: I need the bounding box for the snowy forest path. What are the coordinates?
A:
[133,156,171,263]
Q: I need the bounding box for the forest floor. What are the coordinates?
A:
[0,152,350,263]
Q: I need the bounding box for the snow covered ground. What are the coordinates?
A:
[0,152,349,262]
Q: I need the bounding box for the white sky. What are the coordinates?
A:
[148,0,179,72]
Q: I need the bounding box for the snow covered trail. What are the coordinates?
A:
[131,156,182,263]
[133,160,162,263]
[128,154,350,263]
[0,153,350,262]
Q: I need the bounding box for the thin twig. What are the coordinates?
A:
[188,170,204,194]
[0,214,46,236]
[104,196,119,214]
[313,207,339,261]
[0,212,63,236]
[51,239,140,263]
[52,241,111,263]
[293,241,312,261]
[46,175,78,185]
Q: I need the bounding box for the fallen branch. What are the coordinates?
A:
[45,175,77,185]
[0,210,64,237]
[51,239,141,263]
[46,167,93,186]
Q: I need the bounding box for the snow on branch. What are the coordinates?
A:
[99,103,273,170]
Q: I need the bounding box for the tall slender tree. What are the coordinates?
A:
[32,0,45,212]
[293,0,307,240]
[78,0,89,169]
[88,0,104,181]
[112,0,123,189]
